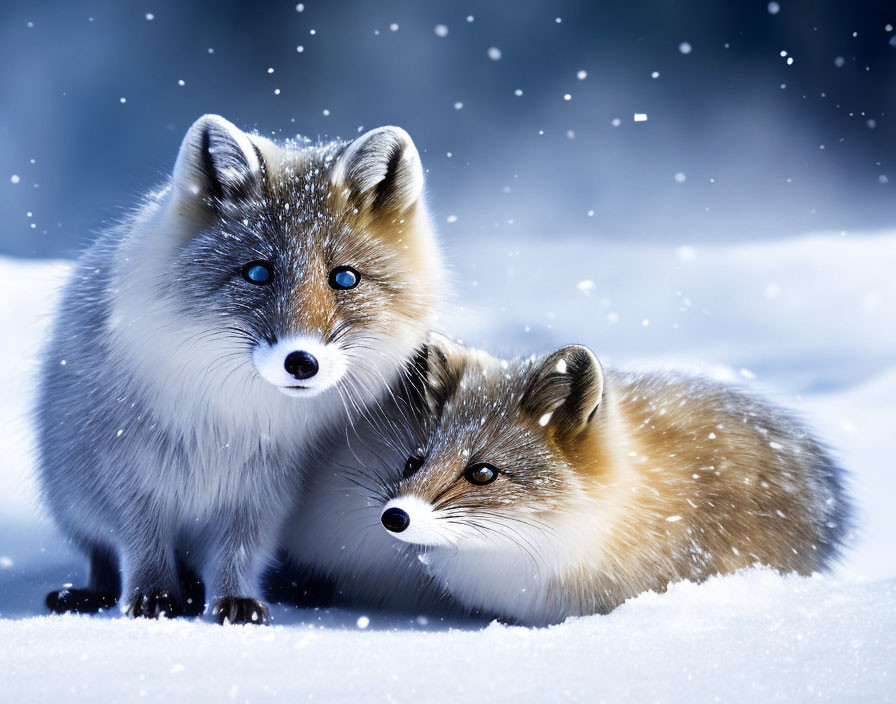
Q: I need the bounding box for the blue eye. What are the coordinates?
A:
[328,266,360,290]
[241,261,272,285]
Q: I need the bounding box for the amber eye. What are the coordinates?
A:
[403,456,424,479]
[464,463,498,486]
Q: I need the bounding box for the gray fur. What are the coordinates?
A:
[282,368,460,616]
[35,115,441,619]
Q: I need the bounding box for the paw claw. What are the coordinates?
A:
[127,590,183,619]
[212,597,270,625]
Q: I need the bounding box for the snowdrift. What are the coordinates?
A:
[0,231,893,701]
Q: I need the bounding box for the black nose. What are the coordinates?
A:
[284,351,319,380]
[381,507,410,533]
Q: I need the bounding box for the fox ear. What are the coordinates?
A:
[522,345,604,437]
[407,332,464,417]
[331,126,424,219]
[171,114,262,209]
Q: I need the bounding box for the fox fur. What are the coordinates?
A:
[287,335,850,625]
[35,115,442,622]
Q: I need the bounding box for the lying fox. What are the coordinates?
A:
[287,335,850,625]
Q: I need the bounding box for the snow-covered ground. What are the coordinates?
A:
[1,231,894,701]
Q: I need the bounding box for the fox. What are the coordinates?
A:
[287,335,850,625]
[35,114,443,624]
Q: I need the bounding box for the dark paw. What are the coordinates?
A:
[212,596,270,625]
[46,588,117,614]
[127,591,183,619]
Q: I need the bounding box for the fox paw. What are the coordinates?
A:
[46,588,117,614]
[212,597,270,625]
[127,591,183,619]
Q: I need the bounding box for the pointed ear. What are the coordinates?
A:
[522,345,604,437]
[171,114,263,210]
[406,332,465,418]
[330,126,424,220]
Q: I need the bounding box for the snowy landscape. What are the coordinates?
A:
[3,1,896,701]
[1,229,894,701]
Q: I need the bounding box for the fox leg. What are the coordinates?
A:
[119,516,183,619]
[206,510,276,625]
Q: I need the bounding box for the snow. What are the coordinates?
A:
[1,230,895,700]
[1,572,893,702]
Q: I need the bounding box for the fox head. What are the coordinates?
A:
[111,115,442,412]
[379,335,606,551]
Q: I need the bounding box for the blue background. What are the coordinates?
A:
[1,0,894,257]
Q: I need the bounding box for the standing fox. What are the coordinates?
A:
[287,336,850,625]
[36,115,442,623]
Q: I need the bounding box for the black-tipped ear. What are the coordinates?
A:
[172,114,262,208]
[522,345,604,437]
[331,126,423,218]
[406,333,464,418]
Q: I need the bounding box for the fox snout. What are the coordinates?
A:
[283,351,319,381]
[381,507,410,533]
[252,336,347,397]
[380,496,452,546]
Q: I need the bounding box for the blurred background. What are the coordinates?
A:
[1,0,894,258]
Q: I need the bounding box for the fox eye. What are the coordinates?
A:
[241,261,273,285]
[328,266,360,290]
[403,455,424,479]
[464,463,499,486]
